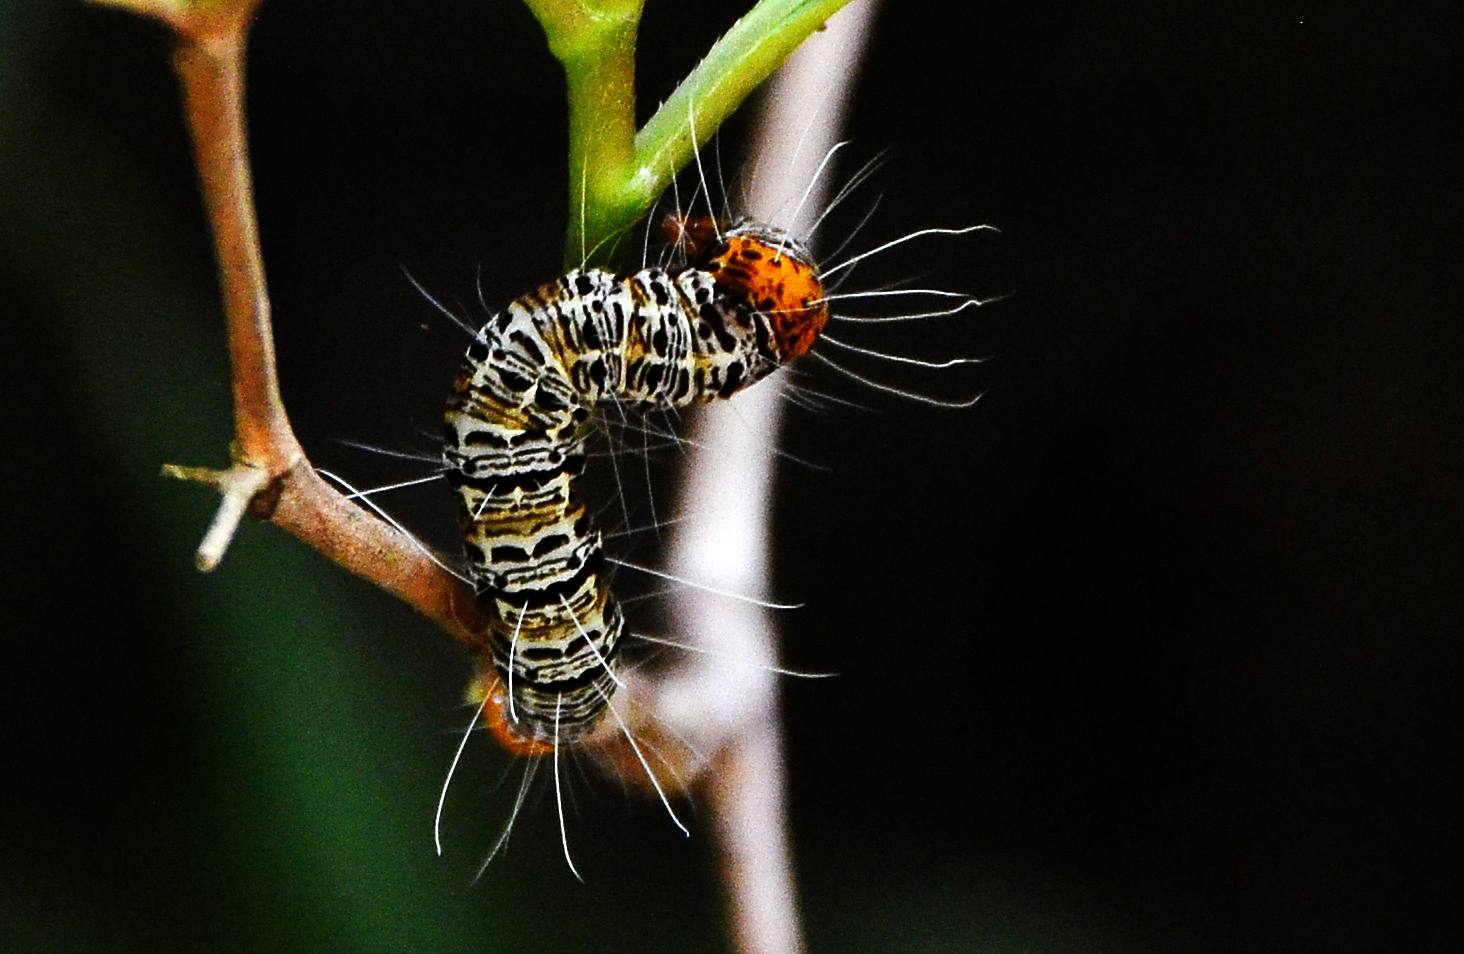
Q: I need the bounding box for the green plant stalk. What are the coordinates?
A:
[563,16,642,265]
[524,0,645,265]
[531,0,853,266]
[631,0,854,213]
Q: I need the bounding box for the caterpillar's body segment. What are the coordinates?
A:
[445,220,828,753]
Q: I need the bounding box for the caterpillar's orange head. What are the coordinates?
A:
[708,220,830,361]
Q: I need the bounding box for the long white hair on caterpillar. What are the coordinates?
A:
[329,123,1000,879]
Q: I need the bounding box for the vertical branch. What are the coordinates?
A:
[653,4,882,952]
[172,26,296,465]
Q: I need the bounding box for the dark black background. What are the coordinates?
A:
[3,1,1459,951]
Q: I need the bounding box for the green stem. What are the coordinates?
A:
[629,0,853,215]
[563,18,641,265]
[524,0,644,266]
[530,0,853,267]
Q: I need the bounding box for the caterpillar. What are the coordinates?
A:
[443,216,830,756]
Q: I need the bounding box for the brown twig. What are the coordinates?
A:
[106,0,490,644]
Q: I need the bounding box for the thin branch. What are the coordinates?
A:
[172,25,293,463]
[107,0,490,645]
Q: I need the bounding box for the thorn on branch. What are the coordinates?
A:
[162,460,273,571]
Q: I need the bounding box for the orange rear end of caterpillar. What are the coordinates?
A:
[467,670,557,759]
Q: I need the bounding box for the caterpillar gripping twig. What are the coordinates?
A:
[445,218,829,753]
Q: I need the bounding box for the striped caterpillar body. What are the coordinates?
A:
[444,219,828,755]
